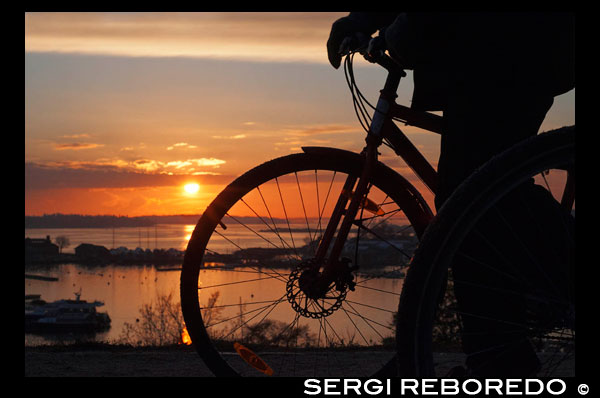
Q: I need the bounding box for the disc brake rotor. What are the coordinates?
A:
[286,260,347,319]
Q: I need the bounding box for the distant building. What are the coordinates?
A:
[75,243,111,262]
[25,235,59,257]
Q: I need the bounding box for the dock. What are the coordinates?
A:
[25,274,59,282]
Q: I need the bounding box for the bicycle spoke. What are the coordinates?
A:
[201,268,291,277]
[355,267,406,286]
[239,197,297,257]
[275,177,300,259]
[220,294,288,339]
[344,301,390,341]
[345,299,396,314]
[205,296,285,330]
[352,218,412,259]
[354,284,401,296]
[319,171,337,224]
[341,306,370,345]
[365,194,389,230]
[200,298,287,310]
[198,275,285,290]
[490,204,562,296]
[225,213,296,257]
[314,170,323,239]
[295,172,315,251]
[256,185,296,253]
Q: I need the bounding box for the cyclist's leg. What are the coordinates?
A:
[436,89,557,376]
[435,89,554,207]
[453,183,574,376]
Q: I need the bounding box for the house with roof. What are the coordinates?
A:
[25,235,59,263]
[75,243,111,263]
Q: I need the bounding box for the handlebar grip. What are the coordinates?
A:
[340,31,406,77]
[339,32,370,56]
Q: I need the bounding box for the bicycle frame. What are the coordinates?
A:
[313,51,442,290]
[312,48,575,292]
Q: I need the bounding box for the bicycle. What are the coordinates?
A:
[397,126,575,377]
[180,32,575,377]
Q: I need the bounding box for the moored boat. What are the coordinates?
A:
[25,290,111,333]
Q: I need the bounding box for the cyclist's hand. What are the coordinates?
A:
[328,13,389,69]
[327,13,399,69]
[327,16,365,69]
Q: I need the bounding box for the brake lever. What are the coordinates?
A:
[338,32,370,57]
[338,36,354,57]
[364,35,387,63]
[339,31,406,76]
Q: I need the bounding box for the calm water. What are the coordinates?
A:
[25,223,315,254]
[25,224,404,346]
[25,224,200,253]
[25,263,403,346]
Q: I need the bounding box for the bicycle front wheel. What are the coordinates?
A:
[181,148,432,377]
[397,127,575,377]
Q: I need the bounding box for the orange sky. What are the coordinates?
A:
[25,12,575,217]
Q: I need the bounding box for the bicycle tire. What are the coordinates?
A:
[396,127,575,377]
[181,148,433,377]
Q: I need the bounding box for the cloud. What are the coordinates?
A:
[211,134,247,140]
[166,142,199,150]
[163,158,225,169]
[283,124,357,137]
[132,159,162,172]
[25,161,233,190]
[61,133,91,139]
[53,142,104,150]
[192,158,225,167]
[36,155,225,174]
[25,12,346,63]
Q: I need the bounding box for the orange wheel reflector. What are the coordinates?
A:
[342,189,385,216]
[233,342,274,376]
[180,326,192,346]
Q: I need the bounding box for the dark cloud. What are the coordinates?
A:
[53,142,103,150]
[25,162,234,190]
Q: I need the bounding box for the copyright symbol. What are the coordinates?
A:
[578,384,589,395]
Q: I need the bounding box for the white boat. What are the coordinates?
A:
[25,290,111,333]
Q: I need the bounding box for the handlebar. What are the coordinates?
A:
[340,32,406,77]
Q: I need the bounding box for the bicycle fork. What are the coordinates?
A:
[311,99,394,296]
[309,142,379,294]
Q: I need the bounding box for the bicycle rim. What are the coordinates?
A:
[181,151,432,376]
[397,128,575,377]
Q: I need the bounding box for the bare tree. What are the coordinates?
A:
[117,291,223,346]
[55,235,70,254]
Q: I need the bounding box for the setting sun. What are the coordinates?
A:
[184,183,200,194]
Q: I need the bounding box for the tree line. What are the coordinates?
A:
[25,213,202,228]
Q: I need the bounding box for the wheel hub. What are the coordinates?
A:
[286,259,351,319]
[286,259,347,319]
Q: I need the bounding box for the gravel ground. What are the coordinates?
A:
[25,346,214,377]
[24,346,402,377]
[25,345,573,378]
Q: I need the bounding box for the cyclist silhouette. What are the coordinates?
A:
[328,12,575,377]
